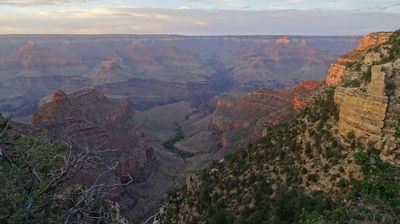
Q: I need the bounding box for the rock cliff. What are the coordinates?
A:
[210,80,322,151]
[32,89,157,199]
[157,30,400,224]
[334,85,388,142]
[326,32,394,86]
[334,31,400,163]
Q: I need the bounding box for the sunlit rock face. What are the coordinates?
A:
[335,58,400,162]
[326,63,348,87]
[276,37,290,44]
[334,87,388,142]
[326,32,393,87]
[355,32,393,51]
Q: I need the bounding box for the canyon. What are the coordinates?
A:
[0,35,358,120]
[0,35,361,223]
[158,31,400,224]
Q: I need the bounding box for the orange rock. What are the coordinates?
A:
[276,37,290,44]
[292,96,307,111]
[326,63,347,87]
[325,32,393,87]
[297,80,319,91]
[336,57,354,63]
[355,32,393,51]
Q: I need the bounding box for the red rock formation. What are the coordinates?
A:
[276,37,290,44]
[326,63,347,86]
[212,79,325,143]
[292,96,307,111]
[297,80,320,91]
[355,32,393,51]
[291,80,321,111]
[52,89,67,105]
[31,89,157,202]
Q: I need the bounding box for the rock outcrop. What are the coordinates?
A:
[334,31,400,163]
[88,56,131,85]
[211,80,323,150]
[214,97,235,109]
[326,63,348,87]
[334,86,388,142]
[326,32,394,86]
[355,32,393,51]
[32,88,157,199]
[276,37,290,44]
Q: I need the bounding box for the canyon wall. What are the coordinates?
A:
[330,30,400,165]
[326,32,393,87]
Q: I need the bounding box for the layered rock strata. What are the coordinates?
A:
[326,32,393,86]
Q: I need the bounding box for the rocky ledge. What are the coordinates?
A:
[326,32,394,86]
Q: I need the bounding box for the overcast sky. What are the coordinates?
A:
[0,0,399,35]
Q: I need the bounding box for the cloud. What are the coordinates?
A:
[287,0,304,3]
[0,0,93,6]
[0,6,399,35]
[188,0,244,7]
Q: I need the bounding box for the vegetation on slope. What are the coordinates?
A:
[343,30,400,89]
[0,119,126,223]
[163,123,194,158]
[160,88,400,224]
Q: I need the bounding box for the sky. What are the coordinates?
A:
[0,0,399,35]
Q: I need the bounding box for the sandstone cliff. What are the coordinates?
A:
[334,31,400,164]
[326,32,393,86]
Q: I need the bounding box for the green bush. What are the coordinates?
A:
[308,174,320,182]
[361,66,372,83]
[344,79,361,88]
[395,117,400,139]
[163,123,194,158]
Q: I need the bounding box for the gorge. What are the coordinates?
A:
[3,32,400,223]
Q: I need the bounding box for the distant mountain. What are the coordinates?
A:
[0,35,359,120]
[230,38,336,89]
[87,55,131,85]
[0,40,81,75]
